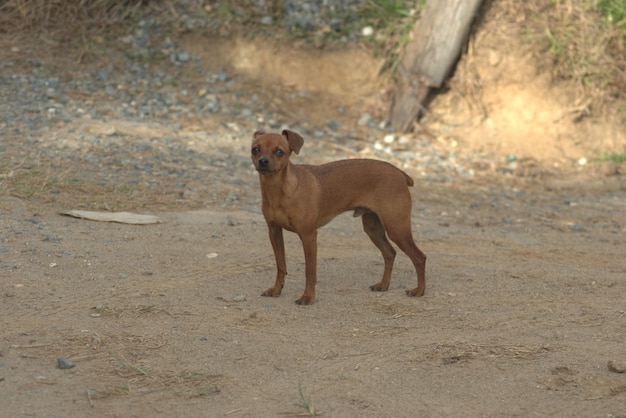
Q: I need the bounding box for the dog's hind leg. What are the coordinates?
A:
[385,221,426,297]
[361,211,396,292]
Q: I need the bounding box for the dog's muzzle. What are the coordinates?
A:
[256,157,273,173]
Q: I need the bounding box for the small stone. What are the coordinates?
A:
[357,113,372,126]
[216,69,229,82]
[326,119,340,131]
[233,294,246,302]
[57,358,75,369]
[261,16,273,25]
[608,360,626,373]
[570,224,585,232]
[488,49,501,66]
[177,52,191,62]
[361,26,374,37]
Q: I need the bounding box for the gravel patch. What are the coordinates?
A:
[0,1,527,211]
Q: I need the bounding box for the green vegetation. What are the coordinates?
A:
[525,0,625,119]
[597,0,626,24]
[295,380,316,416]
[598,152,626,163]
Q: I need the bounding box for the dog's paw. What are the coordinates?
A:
[295,294,314,305]
[406,287,425,297]
[262,287,282,297]
[369,282,389,292]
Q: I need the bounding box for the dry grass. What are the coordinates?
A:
[13,330,221,401]
[36,330,222,400]
[0,0,148,33]
[495,0,626,117]
[433,341,556,364]
[0,155,196,211]
[0,156,83,199]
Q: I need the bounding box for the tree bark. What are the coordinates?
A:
[390,0,483,132]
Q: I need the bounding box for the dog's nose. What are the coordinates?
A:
[258,157,270,168]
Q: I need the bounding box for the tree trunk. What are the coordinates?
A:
[390,0,483,133]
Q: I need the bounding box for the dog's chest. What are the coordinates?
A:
[262,199,297,232]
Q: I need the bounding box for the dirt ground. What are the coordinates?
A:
[2,10,626,418]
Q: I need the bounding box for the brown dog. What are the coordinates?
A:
[251,129,426,305]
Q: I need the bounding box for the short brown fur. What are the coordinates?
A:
[251,129,426,305]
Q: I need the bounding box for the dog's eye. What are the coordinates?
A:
[252,146,260,155]
[274,149,284,157]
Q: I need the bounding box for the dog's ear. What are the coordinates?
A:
[281,130,304,155]
[253,129,266,139]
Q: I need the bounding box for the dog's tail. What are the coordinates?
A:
[403,172,414,187]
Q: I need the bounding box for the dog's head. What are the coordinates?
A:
[251,129,304,174]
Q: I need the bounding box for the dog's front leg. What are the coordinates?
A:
[262,223,286,297]
[296,230,317,305]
